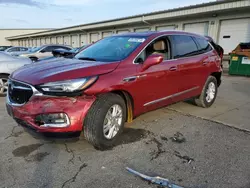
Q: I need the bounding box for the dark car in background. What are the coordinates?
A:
[6,31,222,149]
[52,44,90,58]
[0,46,12,51]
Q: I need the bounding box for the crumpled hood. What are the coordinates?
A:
[11,58,120,85]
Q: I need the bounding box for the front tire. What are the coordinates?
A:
[84,93,126,149]
[0,74,9,97]
[194,76,218,108]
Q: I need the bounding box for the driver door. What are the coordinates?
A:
[133,36,179,112]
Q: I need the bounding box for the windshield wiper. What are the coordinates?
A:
[77,57,96,61]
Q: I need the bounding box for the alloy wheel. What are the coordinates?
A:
[0,78,8,95]
[206,82,216,103]
[103,104,123,139]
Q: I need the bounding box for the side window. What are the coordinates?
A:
[171,35,199,58]
[60,46,72,50]
[20,47,28,51]
[8,47,18,52]
[42,46,56,52]
[135,37,171,63]
[194,37,213,53]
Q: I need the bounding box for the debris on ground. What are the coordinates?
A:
[170,132,186,143]
[160,136,168,142]
[126,167,184,188]
[149,138,165,160]
[174,151,194,164]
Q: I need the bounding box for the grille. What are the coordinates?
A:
[8,80,33,105]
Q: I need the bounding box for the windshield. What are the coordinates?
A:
[75,36,147,62]
[29,46,43,53]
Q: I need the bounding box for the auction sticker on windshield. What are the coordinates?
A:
[128,38,146,43]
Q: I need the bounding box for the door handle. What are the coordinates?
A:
[203,59,209,65]
[169,66,177,71]
[123,76,137,82]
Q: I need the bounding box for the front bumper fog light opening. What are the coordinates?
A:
[35,113,70,128]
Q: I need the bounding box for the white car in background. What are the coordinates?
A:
[0,52,32,96]
[4,46,30,56]
[19,44,72,62]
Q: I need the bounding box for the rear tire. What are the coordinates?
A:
[0,74,9,97]
[194,76,218,108]
[29,57,38,62]
[84,93,126,150]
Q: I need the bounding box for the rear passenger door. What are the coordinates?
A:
[193,36,214,86]
[170,35,203,101]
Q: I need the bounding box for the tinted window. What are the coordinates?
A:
[75,36,146,62]
[43,46,71,52]
[171,35,198,58]
[195,37,212,53]
[60,46,72,50]
[42,46,59,52]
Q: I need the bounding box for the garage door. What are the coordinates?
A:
[41,38,46,45]
[36,38,41,46]
[63,36,70,45]
[184,22,209,36]
[80,34,87,45]
[45,37,50,44]
[71,35,78,47]
[51,37,56,44]
[102,31,113,38]
[117,30,130,34]
[32,39,36,47]
[135,27,150,32]
[156,25,175,31]
[56,36,63,44]
[219,18,250,54]
[90,33,99,43]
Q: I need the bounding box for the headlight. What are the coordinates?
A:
[38,76,98,94]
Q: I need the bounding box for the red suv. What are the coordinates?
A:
[6,31,222,149]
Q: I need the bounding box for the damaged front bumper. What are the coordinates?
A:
[6,95,96,133]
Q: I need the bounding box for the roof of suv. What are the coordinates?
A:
[116,30,204,38]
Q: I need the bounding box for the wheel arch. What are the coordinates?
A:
[111,90,134,123]
[211,72,222,87]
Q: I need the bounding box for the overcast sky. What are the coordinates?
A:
[0,0,214,29]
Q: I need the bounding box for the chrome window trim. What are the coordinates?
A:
[133,33,214,64]
[144,86,199,107]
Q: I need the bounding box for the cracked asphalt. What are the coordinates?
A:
[1,75,250,188]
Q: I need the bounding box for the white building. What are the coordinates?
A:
[0,29,50,46]
[6,0,250,54]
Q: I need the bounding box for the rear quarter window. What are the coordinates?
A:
[171,35,199,58]
[194,37,213,53]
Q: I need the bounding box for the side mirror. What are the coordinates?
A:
[141,54,163,71]
[40,50,46,53]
